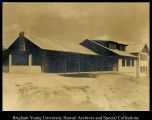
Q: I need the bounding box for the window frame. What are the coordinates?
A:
[122,59,125,66]
[126,59,130,66]
[140,66,142,73]
[132,59,134,66]
[109,43,116,49]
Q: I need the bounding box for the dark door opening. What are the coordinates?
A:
[12,53,29,65]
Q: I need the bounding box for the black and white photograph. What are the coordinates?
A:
[2,2,150,111]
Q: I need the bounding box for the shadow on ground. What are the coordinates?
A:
[59,71,120,78]
[59,73,98,78]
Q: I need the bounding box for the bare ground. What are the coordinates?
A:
[3,72,149,111]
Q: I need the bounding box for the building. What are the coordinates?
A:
[2,32,104,73]
[3,32,148,77]
[80,39,137,75]
[126,43,149,77]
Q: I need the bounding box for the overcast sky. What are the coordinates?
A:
[3,3,149,47]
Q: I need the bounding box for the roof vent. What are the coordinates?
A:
[19,31,24,37]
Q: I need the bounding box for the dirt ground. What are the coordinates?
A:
[3,72,149,111]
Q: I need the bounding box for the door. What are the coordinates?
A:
[113,60,118,71]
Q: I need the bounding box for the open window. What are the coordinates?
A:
[109,43,116,49]
[19,39,25,51]
[126,59,130,66]
[122,59,125,66]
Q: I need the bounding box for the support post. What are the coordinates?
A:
[9,54,12,66]
[118,59,122,72]
[29,54,32,66]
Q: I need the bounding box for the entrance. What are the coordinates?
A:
[12,53,29,65]
[113,60,118,71]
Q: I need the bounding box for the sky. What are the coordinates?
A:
[3,3,149,48]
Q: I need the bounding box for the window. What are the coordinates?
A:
[109,43,116,49]
[140,66,142,73]
[146,66,147,73]
[126,59,130,66]
[143,66,145,73]
[113,44,116,49]
[144,66,147,73]
[143,54,145,60]
[130,60,132,66]
[19,39,25,51]
[140,54,142,61]
[122,59,125,66]
[145,55,147,61]
[132,60,134,66]
[125,59,134,66]
[140,66,148,73]
[140,54,147,61]
[19,44,25,51]
[119,46,125,51]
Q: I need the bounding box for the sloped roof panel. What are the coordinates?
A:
[126,43,149,53]
[4,33,98,55]
[25,35,98,55]
[88,40,137,57]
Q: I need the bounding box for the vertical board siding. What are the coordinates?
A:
[3,36,120,73]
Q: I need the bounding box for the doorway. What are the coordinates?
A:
[113,60,118,71]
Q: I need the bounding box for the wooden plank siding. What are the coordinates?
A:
[3,34,118,73]
[40,50,117,73]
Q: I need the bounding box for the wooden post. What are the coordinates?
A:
[118,59,122,72]
[29,54,32,66]
[9,54,12,66]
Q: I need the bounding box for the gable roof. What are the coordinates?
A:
[4,32,98,55]
[85,38,129,46]
[88,40,136,57]
[126,43,149,53]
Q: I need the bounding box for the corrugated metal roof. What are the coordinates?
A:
[88,40,137,57]
[4,33,98,55]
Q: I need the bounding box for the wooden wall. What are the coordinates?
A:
[3,36,117,73]
[41,50,117,73]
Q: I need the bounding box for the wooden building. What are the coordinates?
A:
[126,43,149,77]
[80,39,137,74]
[3,32,138,74]
[2,32,100,73]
